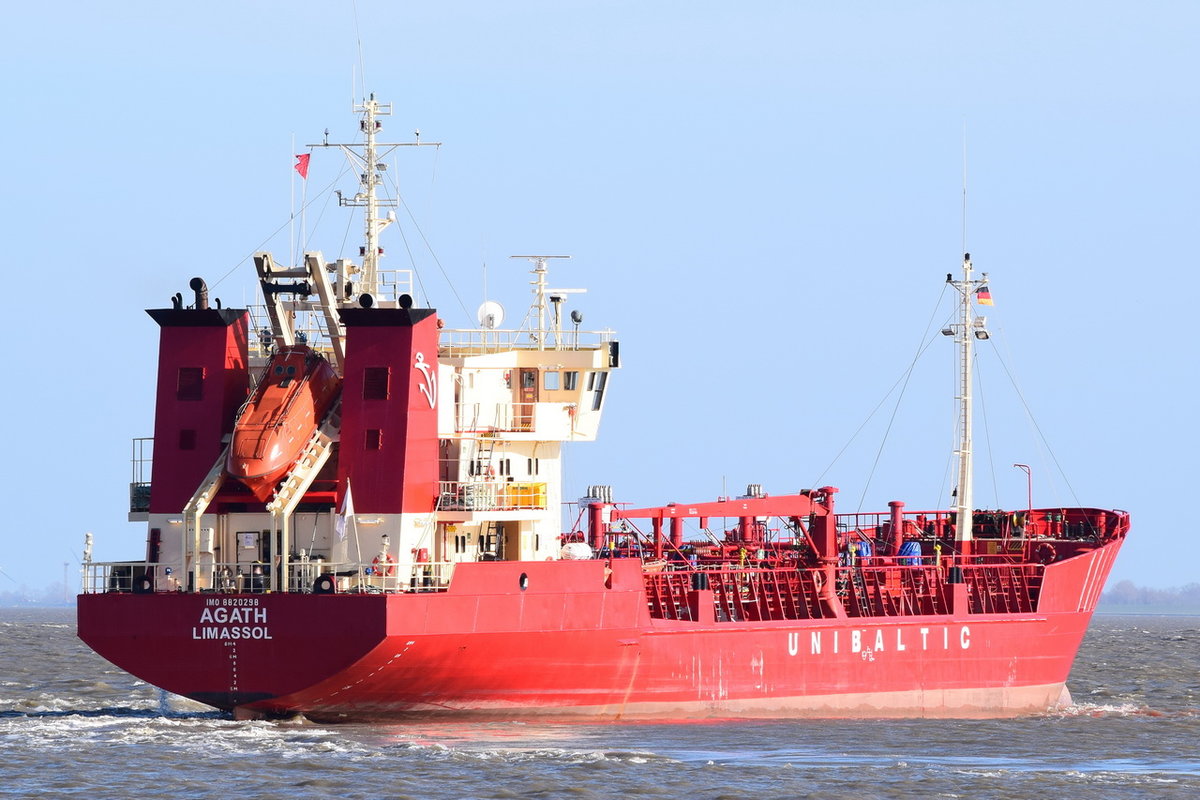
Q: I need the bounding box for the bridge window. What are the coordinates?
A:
[563,371,579,390]
[543,371,560,391]
[591,371,608,411]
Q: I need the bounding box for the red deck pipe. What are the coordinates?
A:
[588,504,606,552]
[670,516,684,548]
[888,500,905,556]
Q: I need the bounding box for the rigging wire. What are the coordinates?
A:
[397,193,473,322]
[991,332,1081,508]
[974,345,1001,508]
[210,169,353,291]
[810,283,951,497]
[375,158,431,305]
[351,0,368,100]
[365,150,471,320]
[298,163,348,252]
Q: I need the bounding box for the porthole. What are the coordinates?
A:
[519,572,529,591]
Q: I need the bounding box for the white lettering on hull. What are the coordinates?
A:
[198,607,268,624]
[193,604,271,640]
[192,626,273,640]
[789,625,972,659]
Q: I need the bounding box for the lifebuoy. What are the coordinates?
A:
[1035,542,1057,565]
[372,554,396,576]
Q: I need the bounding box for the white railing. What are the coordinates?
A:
[455,402,530,432]
[247,305,339,358]
[81,559,457,595]
[438,327,615,357]
[437,481,548,512]
[453,401,579,438]
[246,268,415,357]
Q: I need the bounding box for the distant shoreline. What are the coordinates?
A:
[1096,606,1200,617]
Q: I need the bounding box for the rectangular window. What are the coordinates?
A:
[563,371,579,390]
[522,370,537,389]
[178,429,197,450]
[591,371,608,411]
[365,429,383,450]
[586,371,596,391]
[176,367,205,401]
[363,367,390,400]
[527,457,540,476]
[543,371,560,391]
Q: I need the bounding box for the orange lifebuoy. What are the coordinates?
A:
[372,553,396,576]
[1034,542,1057,565]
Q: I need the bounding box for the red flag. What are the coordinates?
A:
[294,153,310,179]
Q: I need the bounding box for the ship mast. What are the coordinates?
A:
[358,95,386,296]
[308,94,439,300]
[945,254,990,552]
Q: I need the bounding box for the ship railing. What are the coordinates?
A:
[643,559,1045,621]
[246,268,415,357]
[439,327,615,357]
[283,559,455,594]
[437,480,549,511]
[452,401,581,438]
[82,562,149,594]
[835,506,1122,556]
[454,402,529,433]
[81,560,457,595]
[247,305,340,359]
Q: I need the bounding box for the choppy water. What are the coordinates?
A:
[1,609,1196,799]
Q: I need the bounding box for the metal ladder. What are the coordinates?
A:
[266,397,342,519]
[181,446,230,591]
[265,397,342,592]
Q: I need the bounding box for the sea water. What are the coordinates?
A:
[1,609,1196,799]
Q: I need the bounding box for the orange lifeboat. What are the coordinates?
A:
[227,345,340,502]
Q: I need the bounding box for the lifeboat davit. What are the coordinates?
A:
[227,345,340,502]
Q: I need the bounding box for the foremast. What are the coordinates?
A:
[945,254,990,554]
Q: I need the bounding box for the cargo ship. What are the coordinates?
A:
[77,95,1129,721]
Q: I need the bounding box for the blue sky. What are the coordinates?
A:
[3,1,1196,590]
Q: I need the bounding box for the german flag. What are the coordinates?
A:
[975,285,994,306]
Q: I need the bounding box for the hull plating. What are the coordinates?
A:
[77,545,1120,722]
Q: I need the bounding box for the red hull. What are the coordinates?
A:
[77,541,1121,721]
